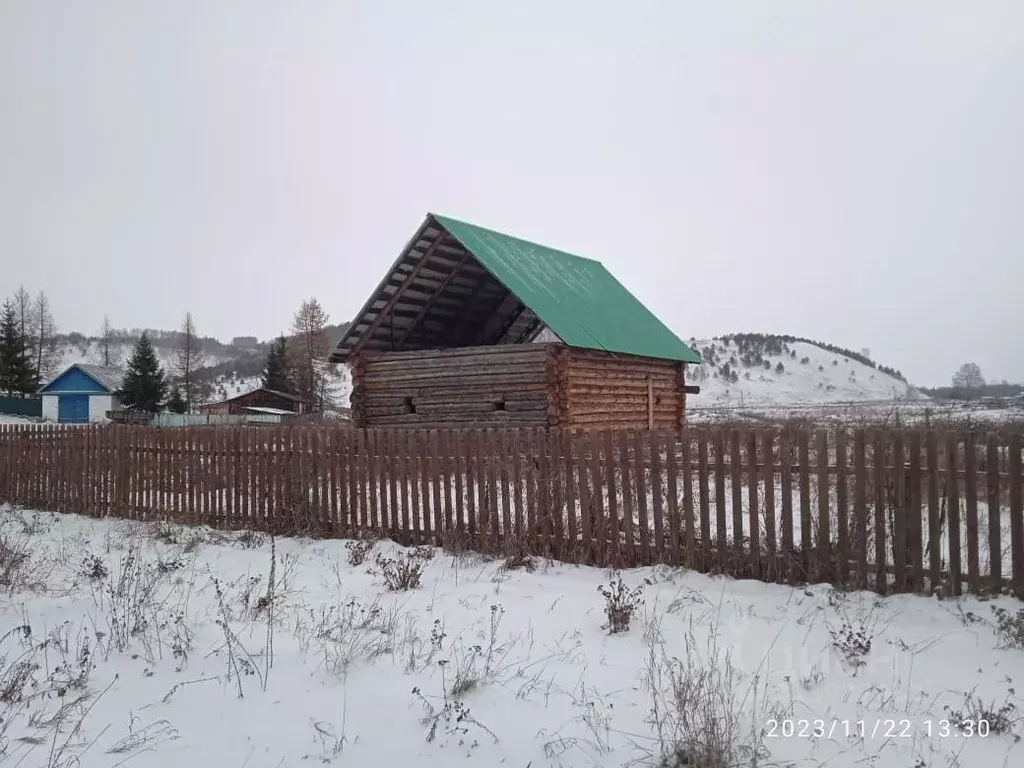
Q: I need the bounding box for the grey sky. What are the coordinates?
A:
[2,1,1021,387]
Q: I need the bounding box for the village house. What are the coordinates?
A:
[38,363,126,424]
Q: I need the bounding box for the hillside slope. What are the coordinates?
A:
[687,335,917,407]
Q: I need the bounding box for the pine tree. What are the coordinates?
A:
[166,386,187,414]
[262,335,293,393]
[0,299,37,396]
[121,333,167,412]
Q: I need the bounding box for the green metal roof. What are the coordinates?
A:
[432,214,702,364]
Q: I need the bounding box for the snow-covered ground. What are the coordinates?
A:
[2,506,1022,767]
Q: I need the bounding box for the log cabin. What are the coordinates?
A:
[330,214,702,430]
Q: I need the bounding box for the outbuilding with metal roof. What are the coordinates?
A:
[332,213,701,430]
[38,363,126,424]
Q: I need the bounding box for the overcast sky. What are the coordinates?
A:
[1,1,1021,387]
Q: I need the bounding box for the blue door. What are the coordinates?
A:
[58,395,89,423]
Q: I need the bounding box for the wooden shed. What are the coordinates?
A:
[330,214,702,430]
[198,387,312,416]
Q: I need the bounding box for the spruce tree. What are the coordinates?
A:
[262,335,293,393]
[0,299,36,396]
[166,386,187,414]
[121,333,168,412]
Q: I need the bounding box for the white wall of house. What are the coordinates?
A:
[42,395,59,422]
[89,394,114,422]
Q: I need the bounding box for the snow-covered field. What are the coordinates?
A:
[2,505,1023,767]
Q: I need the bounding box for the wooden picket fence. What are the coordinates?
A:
[1,423,1022,597]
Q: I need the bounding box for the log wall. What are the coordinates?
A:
[555,348,686,431]
[350,344,558,428]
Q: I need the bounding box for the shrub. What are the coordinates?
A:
[597,572,645,634]
[374,552,425,591]
[81,554,109,581]
[345,539,375,567]
[643,636,767,768]
[992,605,1024,650]
[0,535,30,589]
[944,690,1020,737]
[775,362,785,374]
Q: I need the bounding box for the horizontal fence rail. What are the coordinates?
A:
[1,423,1022,598]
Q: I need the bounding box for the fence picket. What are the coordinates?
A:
[908,431,924,591]
[587,430,604,564]
[636,430,651,565]
[1009,433,1023,595]
[872,432,887,593]
[485,429,499,553]
[419,429,433,545]
[798,431,813,577]
[964,433,980,592]
[616,429,633,566]
[779,429,795,583]
[603,430,620,566]
[550,429,565,560]
[835,430,848,587]
[763,429,777,578]
[748,430,760,579]
[697,431,710,568]
[892,434,907,592]
[987,433,1002,593]
[926,432,941,591]
[854,430,868,590]
[650,430,665,563]
[563,429,579,562]
[730,430,744,566]
[816,430,830,582]
[665,431,681,567]
[714,431,727,555]
[576,430,592,563]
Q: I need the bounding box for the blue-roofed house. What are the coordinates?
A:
[38,363,126,424]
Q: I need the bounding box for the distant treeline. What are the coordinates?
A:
[920,383,1024,400]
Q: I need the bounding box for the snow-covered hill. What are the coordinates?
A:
[686,336,918,407]
[55,340,236,375]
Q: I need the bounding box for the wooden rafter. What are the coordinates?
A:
[491,303,529,345]
[393,247,474,348]
[348,233,447,358]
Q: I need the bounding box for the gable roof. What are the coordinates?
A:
[330,213,701,364]
[201,387,312,409]
[39,363,125,394]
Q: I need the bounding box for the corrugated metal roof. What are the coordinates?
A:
[432,215,702,364]
[75,364,126,392]
[40,363,125,393]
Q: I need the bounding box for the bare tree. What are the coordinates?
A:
[11,286,36,364]
[952,362,985,391]
[289,298,331,409]
[90,315,124,367]
[30,291,61,383]
[175,312,206,411]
